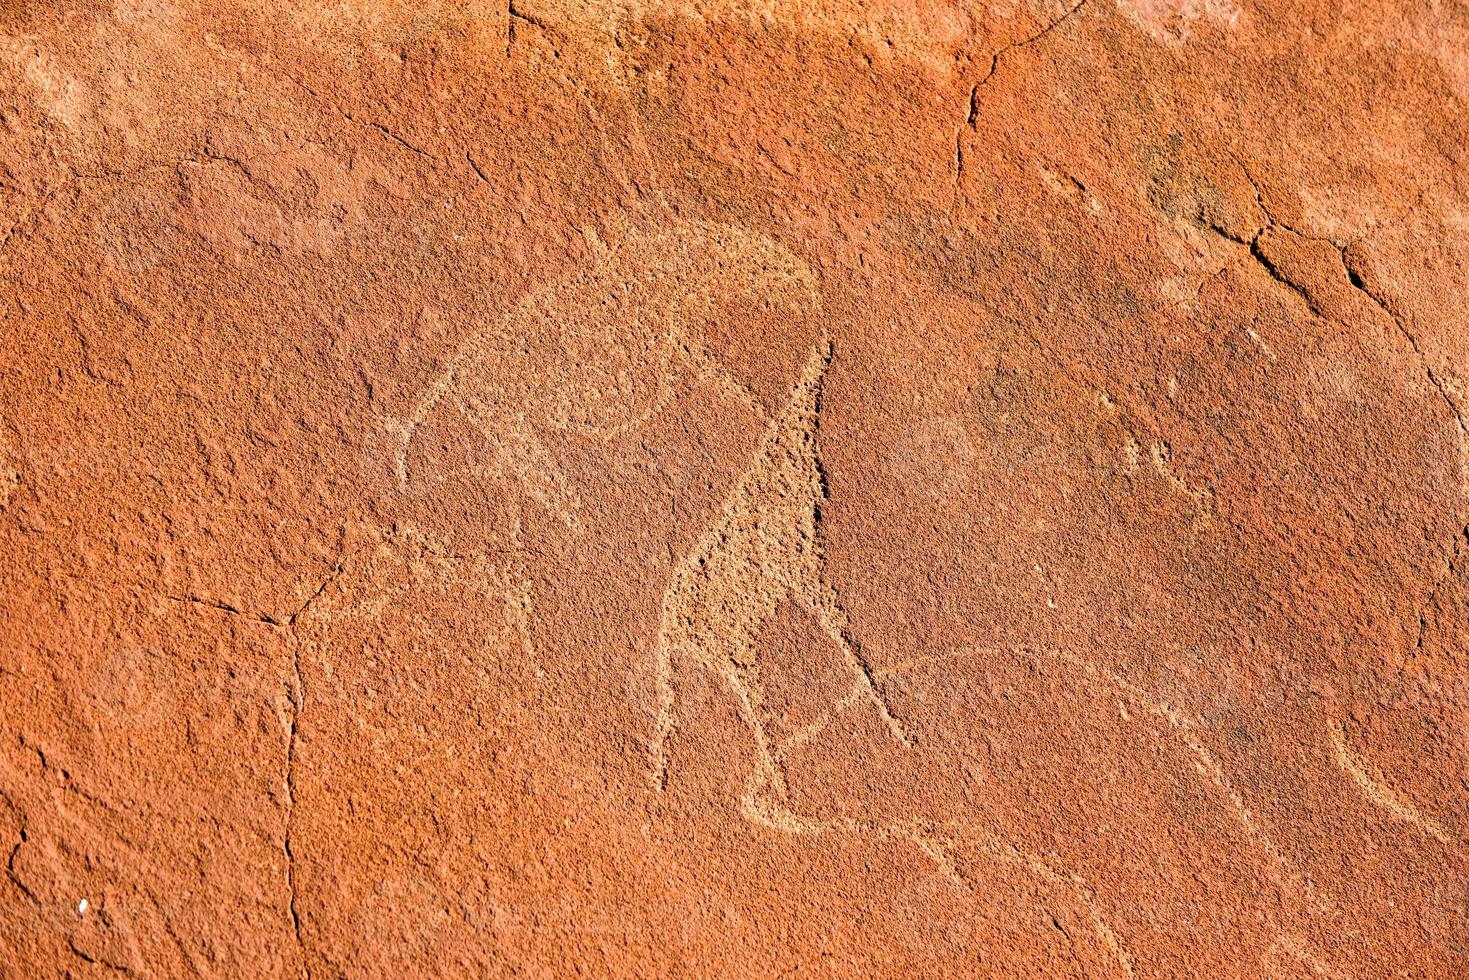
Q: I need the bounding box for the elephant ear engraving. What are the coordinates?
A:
[390,219,820,528]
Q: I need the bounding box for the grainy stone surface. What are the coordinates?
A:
[2,0,1469,976]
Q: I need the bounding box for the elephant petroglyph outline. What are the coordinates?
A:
[648,338,1140,975]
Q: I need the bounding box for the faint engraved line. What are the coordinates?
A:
[500,13,664,210]
[962,831,1135,978]
[502,499,542,669]
[1147,441,1215,517]
[773,677,867,757]
[0,187,60,258]
[714,703,1135,978]
[487,423,586,533]
[390,330,493,488]
[1014,644,1336,918]
[392,352,586,533]
[871,643,1337,922]
[670,326,768,419]
[871,815,1133,977]
[1327,718,1451,844]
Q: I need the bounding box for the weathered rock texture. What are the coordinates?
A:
[3,0,1469,975]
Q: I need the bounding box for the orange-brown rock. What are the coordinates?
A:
[3,0,1468,975]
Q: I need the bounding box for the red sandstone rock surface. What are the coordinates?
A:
[3,0,1469,975]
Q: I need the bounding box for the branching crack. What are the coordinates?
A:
[1210,162,1468,444]
[506,0,555,55]
[507,0,551,31]
[167,557,353,977]
[168,554,351,630]
[966,0,1089,130]
[281,558,350,627]
[1212,162,1469,656]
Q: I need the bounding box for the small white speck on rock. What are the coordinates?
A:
[77,899,89,915]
